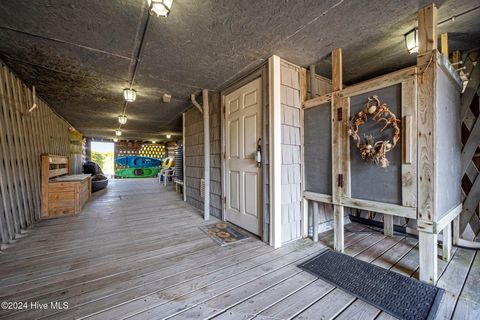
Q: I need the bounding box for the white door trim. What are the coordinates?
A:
[221,70,267,240]
[223,78,262,235]
[268,55,283,248]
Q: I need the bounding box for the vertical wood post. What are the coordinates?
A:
[440,33,448,57]
[384,215,394,236]
[203,89,210,220]
[312,201,319,242]
[334,205,344,252]
[309,64,316,99]
[331,48,345,252]
[182,112,186,202]
[442,222,452,261]
[419,231,438,284]
[417,3,438,284]
[453,215,460,245]
[332,49,343,92]
[300,67,309,238]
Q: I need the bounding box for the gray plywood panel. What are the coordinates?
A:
[304,103,332,195]
[436,67,462,218]
[349,85,402,205]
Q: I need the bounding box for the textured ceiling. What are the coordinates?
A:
[0,0,479,141]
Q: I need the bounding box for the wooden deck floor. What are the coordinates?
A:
[0,179,478,320]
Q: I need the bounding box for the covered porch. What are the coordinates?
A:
[0,179,477,320]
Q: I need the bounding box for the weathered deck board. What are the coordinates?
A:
[173,232,376,320]
[0,179,478,320]
[452,252,480,319]
[434,249,476,320]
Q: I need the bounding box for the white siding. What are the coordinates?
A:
[280,60,303,243]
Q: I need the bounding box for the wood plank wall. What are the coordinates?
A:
[0,61,70,247]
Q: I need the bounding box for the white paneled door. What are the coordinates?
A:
[225,78,262,235]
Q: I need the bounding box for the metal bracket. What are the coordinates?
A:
[337,107,343,121]
[338,174,344,188]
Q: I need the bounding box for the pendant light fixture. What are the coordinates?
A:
[148,0,173,17]
[115,130,122,136]
[166,134,171,139]
[113,138,119,142]
[118,115,128,125]
[123,88,137,102]
[404,28,419,54]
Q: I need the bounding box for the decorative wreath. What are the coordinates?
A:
[348,95,400,168]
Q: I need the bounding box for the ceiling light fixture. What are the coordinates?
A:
[115,130,122,136]
[123,88,137,102]
[148,0,173,17]
[118,115,128,125]
[166,134,171,139]
[113,138,119,142]
[152,140,156,144]
[404,28,419,54]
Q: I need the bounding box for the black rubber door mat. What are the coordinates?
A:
[298,250,444,320]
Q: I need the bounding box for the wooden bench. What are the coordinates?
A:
[41,155,91,218]
[173,178,184,194]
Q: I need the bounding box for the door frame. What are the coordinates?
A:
[221,64,269,243]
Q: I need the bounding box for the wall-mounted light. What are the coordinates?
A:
[162,93,172,103]
[166,134,171,139]
[118,115,128,125]
[113,138,119,142]
[147,0,173,17]
[404,28,419,54]
[123,88,136,102]
[115,130,122,136]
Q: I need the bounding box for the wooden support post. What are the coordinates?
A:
[312,201,319,242]
[332,49,343,91]
[300,67,309,238]
[334,205,344,252]
[417,3,438,285]
[442,222,452,261]
[384,214,394,236]
[309,64,316,99]
[440,33,448,57]
[331,48,344,252]
[202,89,210,221]
[453,215,460,245]
[451,50,461,66]
[419,231,438,284]
[182,112,186,202]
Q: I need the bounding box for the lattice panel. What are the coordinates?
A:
[138,144,165,158]
[460,50,480,238]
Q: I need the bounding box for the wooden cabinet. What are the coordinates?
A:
[41,155,91,218]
